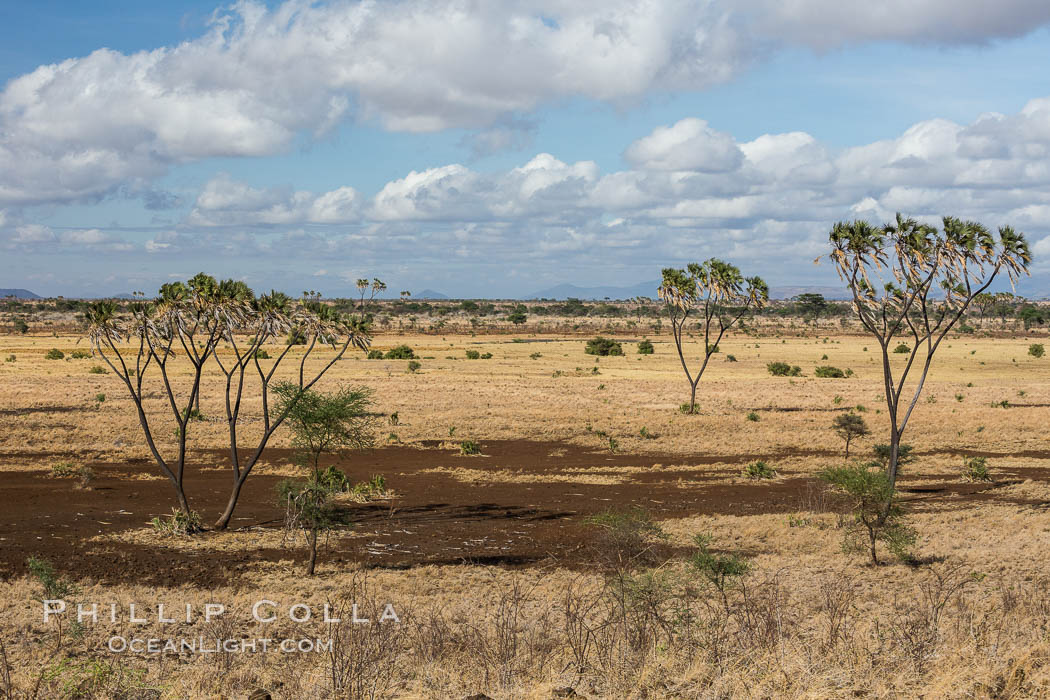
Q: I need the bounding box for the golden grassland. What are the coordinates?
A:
[1,326,1049,698]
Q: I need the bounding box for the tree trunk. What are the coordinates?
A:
[869,529,878,565]
[306,528,318,576]
[175,483,190,515]
[213,476,245,530]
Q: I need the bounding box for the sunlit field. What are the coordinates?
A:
[2,323,1049,698]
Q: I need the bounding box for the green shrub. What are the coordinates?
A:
[45,348,64,360]
[13,317,29,334]
[529,352,542,360]
[459,439,481,455]
[725,354,737,362]
[963,456,991,482]
[893,343,910,354]
[819,463,916,564]
[480,352,493,359]
[746,411,759,422]
[690,534,750,610]
[639,426,657,440]
[70,349,92,359]
[814,365,845,378]
[584,507,668,572]
[150,508,203,536]
[706,344,720,354]
[316,465,351,492]
[384,345,416,360]
[1029,343,1045,358]
[4,354,14,363]
[254,349,270,359]
[50,461,79,478]
[585,336,623,356]
[406,360,421,373]
[767,361,802,377]
[465,349,481,359]
[637,339,654,355]
[88,365,107,374]
[743,460,776,479]
[367,349,384,359]
[26,556,77,600]
[95,393,106,404]
[349,474,390,501]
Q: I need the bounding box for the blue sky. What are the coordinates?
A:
[3,1,1050,298]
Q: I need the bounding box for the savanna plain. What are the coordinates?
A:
[1,320,1049,699]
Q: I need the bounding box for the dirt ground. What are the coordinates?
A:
[2,437,1046,589]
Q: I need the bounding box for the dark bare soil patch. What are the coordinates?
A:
[0,440,1046,586]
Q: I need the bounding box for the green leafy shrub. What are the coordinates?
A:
[1029,343,1045,358]
[742,460,776,479]
[815,365,845,378]
[746,411,759,422]
[406,360,421,373]
[349,474,390,501]
[50,461,79,478]
[465,349,481,359]
[585,336,623,356]
[873,443,914,467]
[637,339,654,355]
[88,365,107,374]
[480,352,492,359]
[254,349,270,359]
[767,361,802,377]
[4,354,14,362]
[384,345,416,360]
[316,465,351,492]
[963,456,991,482]
[690,534,750,610]
[819,463,916,564]
[366,349,384,359]
[529,352,542,360]
[70,349,92,359]
[893,343,911,354]
[26,556,77,600]
[725,354,737,362]
[45,348,64,360]
[459,439,481,455]
[150,508,203,536]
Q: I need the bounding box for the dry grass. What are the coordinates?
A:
[1,327,1049,697]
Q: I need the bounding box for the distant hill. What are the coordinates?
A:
[524,282,660,301]
[413,289,449,300]
[523,281,852,301]
[0,288,41,299]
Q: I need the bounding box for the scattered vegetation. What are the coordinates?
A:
[767,361,802,377]
[819,463,915,565]
[742,460,776,479]
[637,339,654,355]
[832,413,870,458]
[585,336,623,356]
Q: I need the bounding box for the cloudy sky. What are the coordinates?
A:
[3,1,1050,298]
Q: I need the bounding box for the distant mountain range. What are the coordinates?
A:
[413,289,449,299]
[0,289,41,299]
[522,281,854,301]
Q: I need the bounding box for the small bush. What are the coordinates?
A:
[26,556,77,600]
[725,354,737,362]
[317,465,351,492]
[529,352,541,359]
[367,349,384,359]
[743,460,776,479]
[767,361,802,377]
[746,411,759,422]
[4,354,14,362]
[50,461,79,478]
[586,336,623,356]
[384,345,416,360]
[45,348,64,360]
[465,349,481,359]
[892,343,911,354]
[151,508,203,535]
[815,365,845,378]
[459,439,481,455]
[95,393,106,404]
[639,426,657,440]
[1029,343,1045,359]
[963,456,991,482]
[480,352,492,359]
[88,365,107,374]
[349,474,390,501]
[254,349,271,359]
[706,343,720,354]
[70,349,92,359]
[873,443,915,467]
[406,360,421,373]
[637,339,654,355]
[819,463,916,564]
